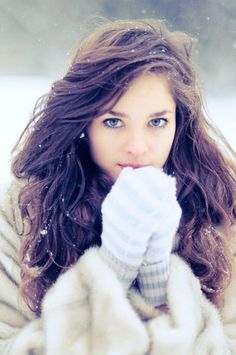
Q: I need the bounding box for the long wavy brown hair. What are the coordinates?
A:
[12,19,235,314]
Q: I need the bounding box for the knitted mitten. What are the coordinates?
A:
[100,166,181,295]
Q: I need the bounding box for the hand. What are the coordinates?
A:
[142,169,181,264]
[133,168,181,306]
[100,167,154,269]
[101,166,181,267]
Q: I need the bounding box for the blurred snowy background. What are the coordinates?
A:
[0,0,235,183]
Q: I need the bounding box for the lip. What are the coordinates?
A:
[118,163,150,169]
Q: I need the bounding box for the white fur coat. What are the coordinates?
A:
[0,183,236,354]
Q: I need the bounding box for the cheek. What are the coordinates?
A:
[165,132,175,157]
[87,130,98,162]
[88,131,110,166]
[154,129,175,164]
[88,139,102,163]
[168,129,176,149]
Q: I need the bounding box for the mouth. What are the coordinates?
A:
[118,163,150,169]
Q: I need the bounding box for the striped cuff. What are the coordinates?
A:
[99,246,138,290]
[137,259,169,307]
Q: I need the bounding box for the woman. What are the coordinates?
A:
[0,19,235,354]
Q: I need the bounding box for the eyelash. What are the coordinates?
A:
[149,118,168,128]
[103,118,168,128]
[103,118,122,128]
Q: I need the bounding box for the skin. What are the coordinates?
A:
[87,73,176,181]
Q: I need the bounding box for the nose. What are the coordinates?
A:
[124,130,149,157]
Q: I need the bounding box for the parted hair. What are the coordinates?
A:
[12,19,235,314]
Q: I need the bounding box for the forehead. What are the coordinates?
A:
[112,73,175,110]
[91,71,176,121]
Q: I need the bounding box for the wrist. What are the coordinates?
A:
[99,246,138,290]
[137,258,170,306]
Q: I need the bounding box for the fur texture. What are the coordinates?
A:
[0,183,236,354]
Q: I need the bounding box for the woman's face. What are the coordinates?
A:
[87,73,176,181]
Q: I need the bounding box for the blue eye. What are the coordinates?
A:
[103,118,122,128]
[149,118,167,127]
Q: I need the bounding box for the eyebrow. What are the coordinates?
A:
[107,109,174,118]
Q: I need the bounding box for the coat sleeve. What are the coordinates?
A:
[143,254,233,355]
[41,248,236,355]
[137,225,236,355]
[0,183,150,355]
[0,183,44,354]
[41,247,236,355]
[221,233,236,354]
[41,247,150,355]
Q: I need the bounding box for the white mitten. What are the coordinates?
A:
[100,166,181,291]
[137,168,181,306]
[142,169,181,264]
